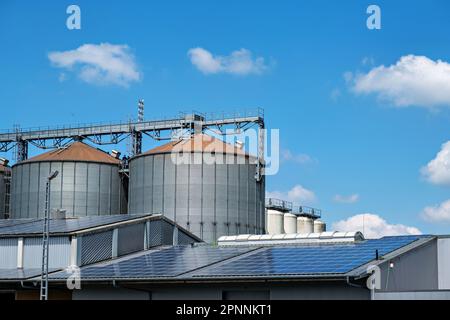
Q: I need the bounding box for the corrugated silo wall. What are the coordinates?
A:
[0,171,6,217]
[128,153,265,243]
[10,161,127,218]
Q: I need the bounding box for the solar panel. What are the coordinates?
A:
[0,215,149,236]
[49,245,253,280]
[192,236,423,278]
[0,268,58,280]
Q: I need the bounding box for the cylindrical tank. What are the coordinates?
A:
[314,219,326,233]
[283,213,297,234]
[297,216,314,234]
[128,134,265,243]
[266,209,284,234]
[0,163,10,218]
[10,142,127,218]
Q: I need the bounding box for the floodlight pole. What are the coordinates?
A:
[40,170,58,301]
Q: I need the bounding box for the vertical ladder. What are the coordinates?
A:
[3,170,11,219]
[40,180,50,301]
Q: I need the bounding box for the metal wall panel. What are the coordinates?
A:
[238,161,249,234]
[149,220,162,247]
[80,230,113,265]
[175,157,189,230]
[0,238,18,268]
[202,155,216,243]
[99,165,111,215]
[20,164,30,218]
[438,238,450,290]
[61,162,75,216]
[0,171,6,216]
[117,223,145,256]
[143,156,153,213]
[227,159,239,237]
[163,154,176,221]
[215,155,228,238]
[87,163,100,215]
[248,164,257,234]
[189,156,202,238]
[74,162,88,216]
[23,236,70,269]
[28,163,39,218]
[11,161,124,218]
[152,155,164,213]
[38,162,50,217]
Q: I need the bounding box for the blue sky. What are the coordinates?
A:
[1,0,450,236]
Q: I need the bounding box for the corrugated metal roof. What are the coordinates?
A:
[140,133,250,157]
[17,142,120,165]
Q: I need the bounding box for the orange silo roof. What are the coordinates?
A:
[19,142,121,165]
[141,133,251,157]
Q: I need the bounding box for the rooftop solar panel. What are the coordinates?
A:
[192,236,423,278]
[49,245,254,280]
[0,268,58,280]
[0,215,149,236]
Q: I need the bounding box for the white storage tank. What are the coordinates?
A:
[297,216,314,234]
[266,209,284,234]
[283,213,297,234]
[314,219,326,233]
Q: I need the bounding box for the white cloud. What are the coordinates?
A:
[332,213,421,239]
[48,43,141,87]
[266,185,316,205]
[281,149,314,165]
[350,55,450,109]
[333,194,359,204]
[421,141,450,186]
[422,199,450,223]
[187,47,267,75]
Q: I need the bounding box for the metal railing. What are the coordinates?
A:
[265,197,322,218]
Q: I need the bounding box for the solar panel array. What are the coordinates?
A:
[49,245,253,280]
[0,268,58,280]
[0,214,149,235]
[45,236,425,281]
[192,236,422,278]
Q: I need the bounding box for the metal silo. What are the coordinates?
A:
[10,142,127,219]
[283,213,297,234]
[0,160,11,218]
[266,209,284,234]
[128,134,265,243]
[314,219,326,233]
[297,216,314,234]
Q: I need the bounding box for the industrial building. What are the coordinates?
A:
[0,108,449,300]
[0,216,449,300]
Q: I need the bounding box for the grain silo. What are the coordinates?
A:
[314,219,326,233]
[128,133,265,243]
[10,142,126,219]
[266,210,284,234]
[0,160,11,218]
[297,216,314,234]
